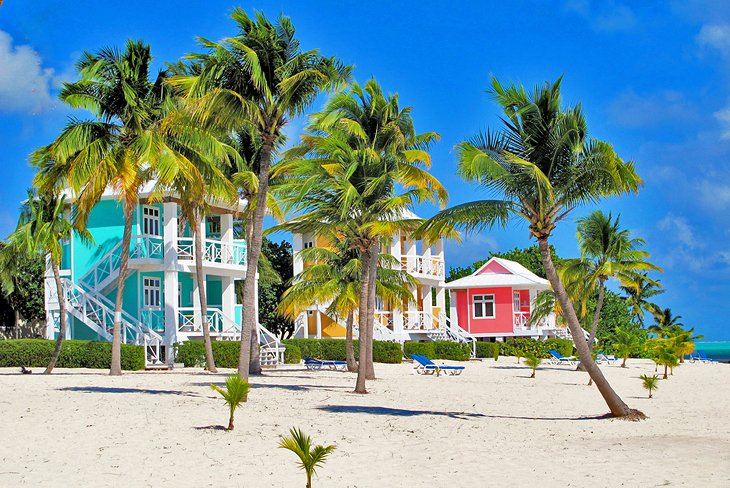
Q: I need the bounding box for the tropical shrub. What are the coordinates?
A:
[281,339,402,364]
[404,341,471,361]
[210,374,250,431]
[524,353,541,378]
[284,344,302,364]
[175,341,241,368]
[279,427,336,488]
[475,341,498,359]
[0,339,144,370]
[499,338,573,359]
[639,374,659,399]
[404,341,435,359]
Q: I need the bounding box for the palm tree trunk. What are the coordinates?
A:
[345,310,357,372]
[227,411,235,431]
[537,238,644,419]
[621,356,627,368]
[577,279,605,371]
[365,242,378,380]
[238,135,274,379]
[354,247,372,393]
[663,364,668,379]
[110,200,134,376]
[44,259,66,374]
[194,211,217,373]
[244,213,262,376]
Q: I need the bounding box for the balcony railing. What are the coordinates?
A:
[403,311,440,330]
[401,255,444,279]
[177,238,246,267]
[513,311,557,332]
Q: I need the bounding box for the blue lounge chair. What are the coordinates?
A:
[688,352,701,363]
[696,350,719,364]
[547,349,578,366]
[410,354,465,376]
[303,357,347,371]
[597,352,618,365]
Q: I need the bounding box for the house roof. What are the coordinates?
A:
[444,257,550,289]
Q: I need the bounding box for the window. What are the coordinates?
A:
[142,206,160,236]
[206,216,221,237]
[303,241,314,249]
[143,277,161,309]
[472,294,495,319]
[513,292,521,311]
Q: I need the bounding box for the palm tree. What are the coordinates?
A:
[612,325,645,368]
[648,308,684,338]
[620,273,663,325]
[670,327,703,363]
[32,40,190,375]
[560,210,661,348]
[169,8,351,380]
[639,374,659,399]
[275,79,448,393]
[279,427,336,488]
[420,77,644,419]
[0,190,84,373]
[277,237,416,372]
[210,373,250,431]
[524,353,541,378]
[648,338,679,379]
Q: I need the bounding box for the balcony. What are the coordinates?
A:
[512,311,557,333]
[400,255,445,281]
[176,238,247,268]
[402,311,440,330]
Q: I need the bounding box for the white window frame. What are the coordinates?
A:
[472,294,495,319]
[303,241,314,249]
[142,206,161,237]
[513,292,521,312]
[143,277,161,310]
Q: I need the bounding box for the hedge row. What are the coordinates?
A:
[0,339,145,370]
[474,337,574,359]
[175,341,241,368]
[281,338,402,364]
[403,341,472,361]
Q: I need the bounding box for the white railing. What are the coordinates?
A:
[374,311,394,329]
[403,311,439,330]
[79,235,164,291]
[60,279,164,365]
[400,255,445,279]
[140,309,165,333]
[176,238,247,267]
[438,312,476,357]
[351,316,398,342]
[513,311,530,329]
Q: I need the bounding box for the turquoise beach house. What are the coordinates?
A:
[43,182,283,367]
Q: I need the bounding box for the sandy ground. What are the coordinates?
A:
[1,358,728,488]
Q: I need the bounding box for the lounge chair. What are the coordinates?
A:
[696,350,719,364]
[547,349,578,366]
[596,352,618,365]
[303,357,347,371]
[410,354,465,376]
[687,352,701,363]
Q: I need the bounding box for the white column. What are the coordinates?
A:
[292,233,304,275]
[390,233,404,337]
[302,312,309,339]
[222,277,235,320]
[449,290,458,332]
[315,309,322,339]
[434,238,445,278]
[163,202,179,351]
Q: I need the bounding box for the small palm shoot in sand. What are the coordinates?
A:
[279,428,336,488]
[640,374,659,399]
[210,374,250,431]
[525,353,540,378]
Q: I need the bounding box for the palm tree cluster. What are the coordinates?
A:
[646,308,702,379]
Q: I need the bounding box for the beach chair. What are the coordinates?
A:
[410,354,465,376]
[547,350,578,366]
[596,352,618,365]
[303,357,348,371]
[696,350,719,364]
[687,352,701,363]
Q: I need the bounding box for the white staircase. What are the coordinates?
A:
[59,279,164,366]
[436,312,477,358]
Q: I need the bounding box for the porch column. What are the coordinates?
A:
[192,274,206,331]
[434,239,445,278]
[292,233,304,275]
[449,290,459,332]
[222,276,235,320]
[315,309,322,338]
[300,312,309,339]
[163,202,179,353]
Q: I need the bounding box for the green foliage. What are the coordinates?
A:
[0,245,45,321]
[175,341,242,368]
[281,339,402,364]
[279,427,336,488]
[639,374,659,398]
[524,353,541,378]
[447,245,560,282]
[404,341,471,361]
[585,289,636,347]
[210,374,250,431]
[0,339,144,370]
[611,325,646,365]
[499,338,573,359]
[284,344,302,364]
[257,239,294,338]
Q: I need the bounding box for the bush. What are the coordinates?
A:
[475,341,499,359]
[284,344,301,364]
[404,341,471,361]
[281,338,402,364]
[0,339,145,370]
[499,337,574,359]
[544,338,574,357]
[175,341,241,368]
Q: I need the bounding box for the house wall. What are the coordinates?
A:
[454,286,514,334]
[71,199,129,279]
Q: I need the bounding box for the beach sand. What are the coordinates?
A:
[1,358,728,487]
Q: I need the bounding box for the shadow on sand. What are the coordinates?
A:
[192,381,350,393]
[58,386,204,397]
[317,405,610,421]
[194,425,228,431]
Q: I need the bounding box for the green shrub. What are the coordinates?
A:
[404,342,435,359]
[174,341,241,368]
[284,344,302,364]
[281,338,402,364]
[432,341,471,361]
[498,337,574,359]
[544,338,574,357]
[475,341,499,359]
[0,339,144,370]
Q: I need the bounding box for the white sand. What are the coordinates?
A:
[1,358,729,487]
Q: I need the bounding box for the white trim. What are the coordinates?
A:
[472,294,495,319]
[143,276,162,309]
[142,205,161,237]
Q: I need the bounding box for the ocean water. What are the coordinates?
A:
[694,342,730,362]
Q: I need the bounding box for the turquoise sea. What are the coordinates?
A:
[694,342,730,362]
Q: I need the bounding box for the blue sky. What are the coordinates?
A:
[1,1,729,339]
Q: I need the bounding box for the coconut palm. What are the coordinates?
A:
[0,190,86,373]
[279,427,336,488]
[275,79,448,393]
[639,374,659,399]
[32,40,194,375]
[420,77,644,419]
[648,308,684,338]
[620,273,663,325]
[649,338,679,379]
[560,210,661,348]
[670,327,703,363]
[169,8,351,380]
[524,353,541,378]
[210,373,250,431]
[612,325,645,368]
[277,236,417,372]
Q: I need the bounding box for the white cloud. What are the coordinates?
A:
[696,23,730,54]
[563,0,637,32]
[656,213,701,249]
[0,30,58,114]
[714,104,730,138]
[445,233,499,269]
[607,89,697,128]
[696,179,730,208]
